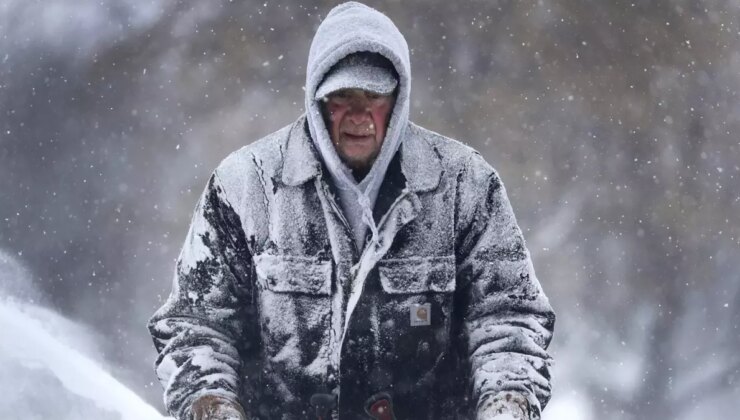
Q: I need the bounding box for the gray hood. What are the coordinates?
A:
[305,1,411,251]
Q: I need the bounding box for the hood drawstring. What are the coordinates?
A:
[357,185,380,247]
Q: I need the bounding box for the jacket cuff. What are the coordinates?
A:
[181,391,246,420]
[477,391,531,420]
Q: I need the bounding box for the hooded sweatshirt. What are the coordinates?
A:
[305,2,411,253]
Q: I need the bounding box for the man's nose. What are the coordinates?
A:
[347,99,371,125]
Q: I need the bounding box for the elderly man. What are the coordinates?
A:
[148,2,555,419]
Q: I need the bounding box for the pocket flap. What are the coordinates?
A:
[377,256,456,294]
[253,254,332,295]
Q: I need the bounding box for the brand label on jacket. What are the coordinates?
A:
[410,303,431,326]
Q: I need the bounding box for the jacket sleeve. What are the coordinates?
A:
[147,170,254,419]
[455,153,555,420]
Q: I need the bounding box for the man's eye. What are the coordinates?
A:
[328,94,350,105]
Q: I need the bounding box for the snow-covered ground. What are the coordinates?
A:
[0,252,169,420]
[0,298,169,420]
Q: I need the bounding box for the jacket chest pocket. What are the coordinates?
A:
[254,254,332,295]
[253,254,333,362]
[378,255,456,294]
[375,255,457,378]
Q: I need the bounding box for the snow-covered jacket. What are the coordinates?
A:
[148,2,554,420]
[148,114,555,419]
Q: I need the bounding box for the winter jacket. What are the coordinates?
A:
[148,2,554,419]
[148,115,555,419]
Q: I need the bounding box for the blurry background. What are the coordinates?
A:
[1,0,739,418]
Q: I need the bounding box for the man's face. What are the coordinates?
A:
[322,88,395,173]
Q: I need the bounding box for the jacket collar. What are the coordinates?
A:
[281,116,322,186]
[399,124,442,192]
[281,116,442,193]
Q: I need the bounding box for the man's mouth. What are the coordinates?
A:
[343,132,373,140]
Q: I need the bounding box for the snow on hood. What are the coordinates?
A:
[304,1,411,250]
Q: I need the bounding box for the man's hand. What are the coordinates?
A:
[191,395,247,420]
[477,392,531,420]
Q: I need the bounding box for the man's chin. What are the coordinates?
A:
[338,153,376,174]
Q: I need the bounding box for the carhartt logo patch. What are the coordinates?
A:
[410,303,431,326]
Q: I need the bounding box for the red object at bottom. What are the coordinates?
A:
[367,398,395,420]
